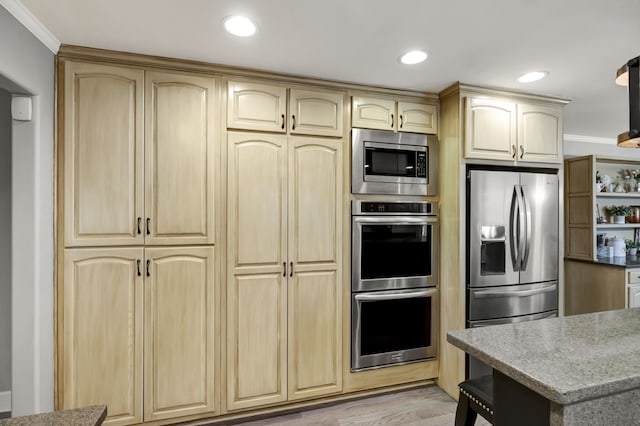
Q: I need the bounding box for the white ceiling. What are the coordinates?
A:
[17,0,640,140]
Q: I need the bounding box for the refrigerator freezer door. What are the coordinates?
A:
[467,281,558,321]
[469,170,520,287]
[519,172,559,284]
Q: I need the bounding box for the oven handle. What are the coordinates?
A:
[353,216,435,225]
[473,283,556,299]
[354,290,432,301]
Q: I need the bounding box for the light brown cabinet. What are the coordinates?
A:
[227,80,344,137]
[464,96,562,163]
[351,96,437,134]
[64,63,216,247]
[226,131,342,410]
[62,247,217,424]
[60,61,219,425]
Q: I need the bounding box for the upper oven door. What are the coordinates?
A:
[352,215,439,292]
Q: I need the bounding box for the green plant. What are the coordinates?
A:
[626,239,640,249]
[606,205,632,216]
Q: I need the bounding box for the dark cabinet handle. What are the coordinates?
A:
[137,260,141,277]
[400,114,404,128]
[292,115,296,131]
[520,145,525,159]
[281,114,285,130]
[390,114,394,128]
[146,259,150,277]
[512,145,517,159]
[283,262,286,277]
[137,217,142,235]
[146,218,151,235]
[290,262,293,277]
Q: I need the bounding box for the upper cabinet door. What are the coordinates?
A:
[398,101,438,134]
[289,89,344,137]
[351,96,396,131]
[145,71,216,245]
[464,97,517,161]
[517,103,563,164]
[227,81,287,132]
[64,62,144,247]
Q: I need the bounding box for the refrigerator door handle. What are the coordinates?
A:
[473,283,557,298]
[516,184,526,271]
[509,186,520,271]
[521,185,532,271]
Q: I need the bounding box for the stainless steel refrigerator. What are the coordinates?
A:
[466,168,559,377]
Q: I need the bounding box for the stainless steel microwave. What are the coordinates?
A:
[351,128,438,196]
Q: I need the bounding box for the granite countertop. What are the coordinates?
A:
[447,308,640,405]
[567,256,640,268]
[0,405,106,426]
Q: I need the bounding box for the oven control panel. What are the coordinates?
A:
[353,201,436,216]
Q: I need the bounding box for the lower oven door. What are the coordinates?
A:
[351,287,438,371]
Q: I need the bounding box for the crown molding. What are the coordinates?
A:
[563,134,617,145]
[0,0,59,53]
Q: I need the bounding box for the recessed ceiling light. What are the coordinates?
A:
[399,50,428,65]
[517,71,548,83]
[223,16,256,37]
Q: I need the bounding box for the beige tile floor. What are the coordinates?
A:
[221,385,491,426]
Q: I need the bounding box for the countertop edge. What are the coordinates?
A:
[447,331,640,405]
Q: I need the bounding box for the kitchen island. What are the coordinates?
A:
[448,308,640,425]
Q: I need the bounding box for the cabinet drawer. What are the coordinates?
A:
[629,270,640,284]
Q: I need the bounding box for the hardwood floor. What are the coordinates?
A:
[220,386,490,426]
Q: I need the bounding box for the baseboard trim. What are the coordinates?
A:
[0,391,11,412]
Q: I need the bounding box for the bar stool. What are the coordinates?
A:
[455,374,494,426]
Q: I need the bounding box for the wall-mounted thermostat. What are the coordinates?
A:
[11,96,32,121]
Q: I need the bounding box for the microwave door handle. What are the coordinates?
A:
[354,290,430,301]
[473,283,556,298]
[509,186,520,271]
[521,185,532,271]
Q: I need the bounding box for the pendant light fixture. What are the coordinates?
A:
[616,56,640,147]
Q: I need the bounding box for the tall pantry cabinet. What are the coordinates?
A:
[226,80,344,410]
[59,61,219,424]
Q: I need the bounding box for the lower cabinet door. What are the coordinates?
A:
[226,273,288,410]
[144,246,216,421]
[62,248,144,426]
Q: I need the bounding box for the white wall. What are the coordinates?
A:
[564,138,640,159]
[0,89,11,396]
[0,4,54,416]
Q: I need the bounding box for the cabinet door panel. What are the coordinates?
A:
[351,96,395,130]
[629,286,640,308]
[518,103,562,163]
[227,81,287,132]
[464,97,516,161]
[144,247,216,421]
[145,72,215,244]
[288,136,342,399]
[64,62,144,247]
[227,274,287,410]
[289,137,341,264]
[288,271,341,400]
[62,248,143,425]
[398,101,437,134]
[228,132,286,268]
[289,89,344,137]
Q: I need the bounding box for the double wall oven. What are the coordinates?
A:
[351,200,438,371]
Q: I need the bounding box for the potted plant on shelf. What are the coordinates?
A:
[606,205,632,224]
[626,239,640,256]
